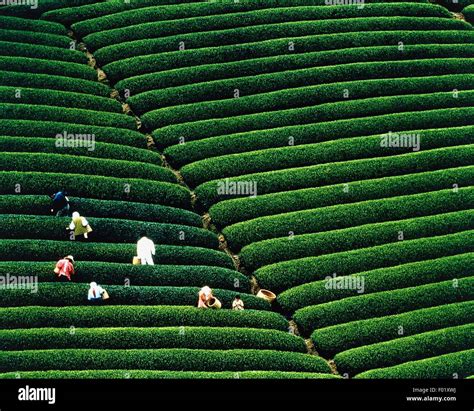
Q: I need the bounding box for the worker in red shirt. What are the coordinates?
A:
[54,255,75,282]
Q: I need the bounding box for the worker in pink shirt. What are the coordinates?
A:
[54,255,75,282]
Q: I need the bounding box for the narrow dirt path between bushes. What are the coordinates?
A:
[68,28,335,374]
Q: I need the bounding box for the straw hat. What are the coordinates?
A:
[64,255,75,263]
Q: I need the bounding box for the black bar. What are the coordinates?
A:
[0,379,472,410]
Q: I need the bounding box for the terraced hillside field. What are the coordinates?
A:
[0,0,472,380]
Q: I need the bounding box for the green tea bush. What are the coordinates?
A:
[0,214,218,248]
[294,277,474,334]
[196,145,473,207]
[0,261,248,290]
[0,195,201,226]
[0,57,97,81]
[0,327,305,352]
[0,306,287,330]
[254,231,473,293]
[0,348,331,373]
[0,172,191,208]
[0,121,146,148]
[278,253,474,312]
[181,124,473,185]
[354,350,474,379]
[312,301,474,357]
[152,90,474,144]
[115,31,474,94]
[0,239,234,268]
[0,283,268,309]
[335,324,474,375]
[0,104,135,129]
[0,153,175,182]
[0,87,122,113]
[227,188,473,250]
[209,166,474,227]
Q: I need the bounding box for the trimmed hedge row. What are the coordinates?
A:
[73,2,446,39]
[464,5,474,23]
[0,283,267,309]
[0,306,287,330]
[278,253,474,312]
[335,324,474,376]
[0,215,218,248]
[0,120,146,148]
[0,71,110,97]
[0,29,71,48]
[209,166,474,227]
[0,0,102,18]
[0,57,97,81]
[42,0,207,25]
[241,210,473,271]
[254,231,474,294]
[0,261,248,290]
[42,0,429,25]
[168,108,474,171]
[130,47,474,115]
[115,31,474,94]
[145,59,473,119]
[0,348,331,373]
[0,87,122,113]
[0,15,66,34]
[0,172,191,208]
[0,137,161,164]
[227,188,474,251]
[0,104,136,130]
[0,327,304,352]
[0,153,175,182]
[152,89,474,145]
[181,123,474,185]
[312,301,474,358]
[0,370,339,379]
[101,18,470,80]
[143,73,474,130]
[195,145,474,207]
[0,41,86,63]
[90,12,458,55]
[0,239,234,268]
[293,277,474,334]
[0,195,201,227]
[354,350,474,379]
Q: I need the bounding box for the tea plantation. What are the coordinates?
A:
[0,0,472,379]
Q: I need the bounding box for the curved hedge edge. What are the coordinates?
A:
[0,195,202,227]
[0,326,307,353]
[0,370,340,379]
[277,252,474,312]
[0,261,249,290]
[334,323,474,376]
[0,348,332,373]
[354,349,474,379]
[0,306,289,331]
[0,283,270,310]
[311,301,474,358]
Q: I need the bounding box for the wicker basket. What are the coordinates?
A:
[207,297,222,309]
[256,289,276,302]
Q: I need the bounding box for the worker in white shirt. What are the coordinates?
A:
[88,282,105,302]
[137,232,156,265]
